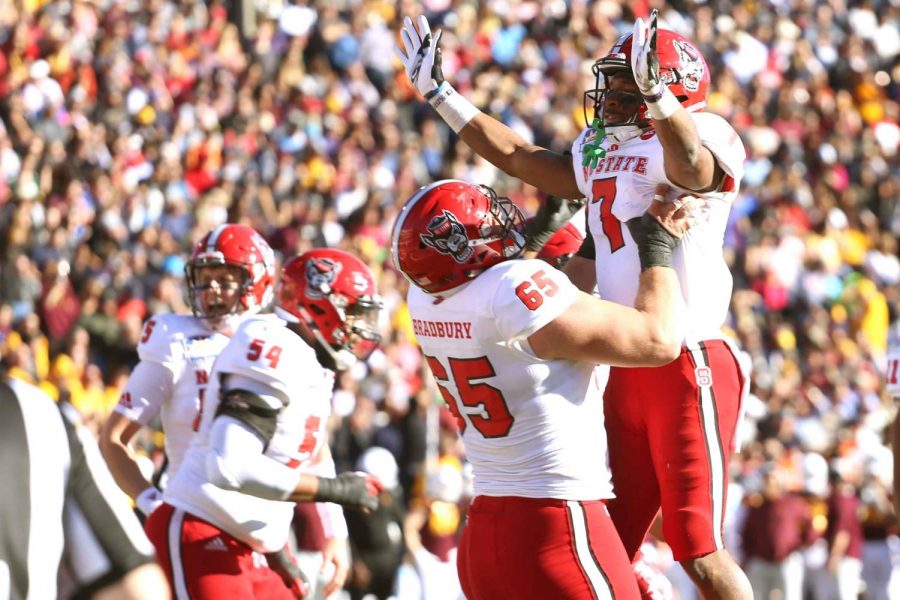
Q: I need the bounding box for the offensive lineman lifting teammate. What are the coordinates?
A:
[397,9,751,598]
[393,178,692,599]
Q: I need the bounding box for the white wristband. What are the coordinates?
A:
[645,86,681,120]
[135,486,164,517]
[428,82,481,134]
[318,502,349,539]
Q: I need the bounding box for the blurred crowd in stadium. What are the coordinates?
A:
[0,0,898,598]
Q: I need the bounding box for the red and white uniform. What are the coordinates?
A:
[163,314,332,551]
[147,315,335,599]
[572,112,743,339]
[570,113,748,561]
[410,258,637,599]
[115,314,229,476]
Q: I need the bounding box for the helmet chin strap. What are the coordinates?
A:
[296,306,358,372]
[604,123,647,143]
[202,301,260,334]
[582,116,649,168]
[203,311,241,334]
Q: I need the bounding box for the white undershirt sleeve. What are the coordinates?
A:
[114,360,176,424]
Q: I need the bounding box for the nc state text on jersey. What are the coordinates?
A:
[582,154,649,179]
[412,319,473,339]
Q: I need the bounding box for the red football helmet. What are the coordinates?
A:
[532,221,584,270]
[185,224,276,325]
[391,180,526,294]
[584,28,710,140]
[275,248,383,369]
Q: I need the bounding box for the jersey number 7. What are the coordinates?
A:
[592,177,624,253]
[424,355,514,438]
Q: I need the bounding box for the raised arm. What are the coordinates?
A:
[459,115,580,197]
[631,10,722,192]
[529,200,689,366]
[397,15,580,198]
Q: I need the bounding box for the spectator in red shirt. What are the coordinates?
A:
[826,466,864,600]
[37,259,80,347]
[740,464,816,600]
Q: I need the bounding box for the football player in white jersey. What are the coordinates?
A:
[100,223,276,517]
[397,10,752,599]
[145,248,384,600]
[392,179,690,600]
[100,225,313,595]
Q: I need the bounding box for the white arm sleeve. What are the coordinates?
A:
[205,415,301,501]
[114,360,176,424]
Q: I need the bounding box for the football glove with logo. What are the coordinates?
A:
[631,9,682,120]
[397,15,444,98]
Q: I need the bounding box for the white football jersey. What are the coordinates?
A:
[409,259,612,501]
[115,314,230,476]
[571,112,746,342]
[164,314,334,552]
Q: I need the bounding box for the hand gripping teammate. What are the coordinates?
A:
[398,11,752,598]
[392,179,691,599]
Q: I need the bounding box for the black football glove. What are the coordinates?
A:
[265,547,310,599]
[626,213,679,271]
[314,472,382,511]
[524,196,586,254]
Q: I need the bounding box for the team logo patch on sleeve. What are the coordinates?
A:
[420,210,473,263]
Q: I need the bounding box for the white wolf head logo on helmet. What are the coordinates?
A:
[420,210,473,263]
[305,257,342,299]
[671,40,705,92]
